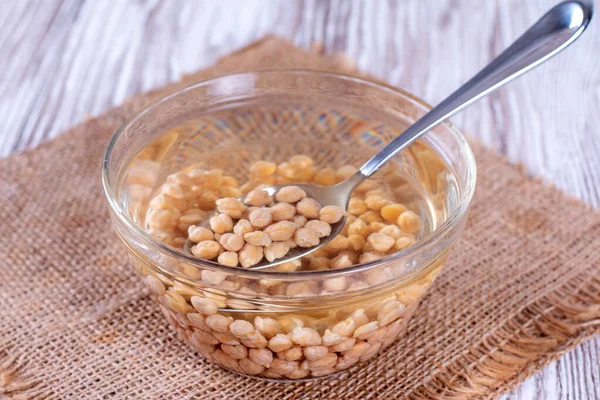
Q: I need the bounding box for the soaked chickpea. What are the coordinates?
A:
[294,228,320,248]
[192,240,222,259]
[250,161,277,178]
[397,210,421,233]
[188,226,214,243]
[210,214,234,234]
[275,186,306,203]
[270,202,296,221]
[249,208,273,228]
[295,198,322,219]
[244,189,273,207]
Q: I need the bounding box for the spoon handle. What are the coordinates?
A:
[357,0,593,178]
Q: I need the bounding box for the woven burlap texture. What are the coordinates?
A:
[1,36,599,400]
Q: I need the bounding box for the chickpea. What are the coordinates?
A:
[244,231,272,247]
[330,254,353,269]
[324,235,349,252]
[253,317,282,339]
[348,198,368,215]
[276,162,296,179]
[360,210,383,224]
[191,240,222,259]
[229,319,255,338]
[322,329,344,346]
[278,346,303,361]
[188,225,214,243]
[221,344,248,360]
[365,195,389,211]
[323,276,348,292]
[240,330,268,348]
[200,270,228,285]
[369,221,386,233]
[304,220,332,238]
[379,224,402,240]
[219,233,244,252]
[330,337,356,352]
[239,358,265,375]
[217,251,239,267]
[366,268,393,285]
[264,242,291,262]
[249,348,274,367]
[270,202,296,221]
[244,189,273,207]
[294,227,320,248]
[210,213,233,234]
[198,191,219,210]
[367,233,395,252]
[148,209,180,230]
[308,256,331,270]
[348,218,370,237]
[381,203,408,222]
[319,205,345,224]
[290,215,307,229]
[348,234,366,251]
[332,319,356,337]
[233,219,254,236]
[359,252,384,264]
[289,155,314,169]
[268,334,294,352]
[397,210,421,233]
[250,161,277,178]
[277,315,304,333]
[296,198,322,219]
[275,186,306,203]
[353,321,379,340]
[395,236,415,250]
[238,244,264,268]
[179,209,207,232]
[295,167,317,182]
[215,197,246,219]
[205,314,232,333]
[190,296,218,315]
[220,186,242,198]
[269,359,297,376]
[313,168,337,186]
[303,346,329,361]
[336,165,358,180]
[289,326,321,346]
[265,221,296,241]
[249,207,273,228]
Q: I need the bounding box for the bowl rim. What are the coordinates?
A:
[102,69,477,281]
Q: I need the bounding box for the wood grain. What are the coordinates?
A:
[0,0,598,398]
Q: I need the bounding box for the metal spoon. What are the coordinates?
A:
[185,0,592,269]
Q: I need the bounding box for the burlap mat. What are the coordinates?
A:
[1,36,599,400]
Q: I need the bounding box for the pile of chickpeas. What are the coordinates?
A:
[147,155,422,273]
[139,154,439,379]
[186,185,345,268]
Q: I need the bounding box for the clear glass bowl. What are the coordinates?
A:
[102,70,476,380]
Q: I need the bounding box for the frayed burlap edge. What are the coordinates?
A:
[1,36,598,399]
[0,351,44,400]
[407,272,600,399]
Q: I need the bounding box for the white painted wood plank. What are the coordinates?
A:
[0,1,598,399]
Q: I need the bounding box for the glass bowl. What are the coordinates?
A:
[102,70,476,380]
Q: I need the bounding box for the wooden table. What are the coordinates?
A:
[1,1,598,398]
